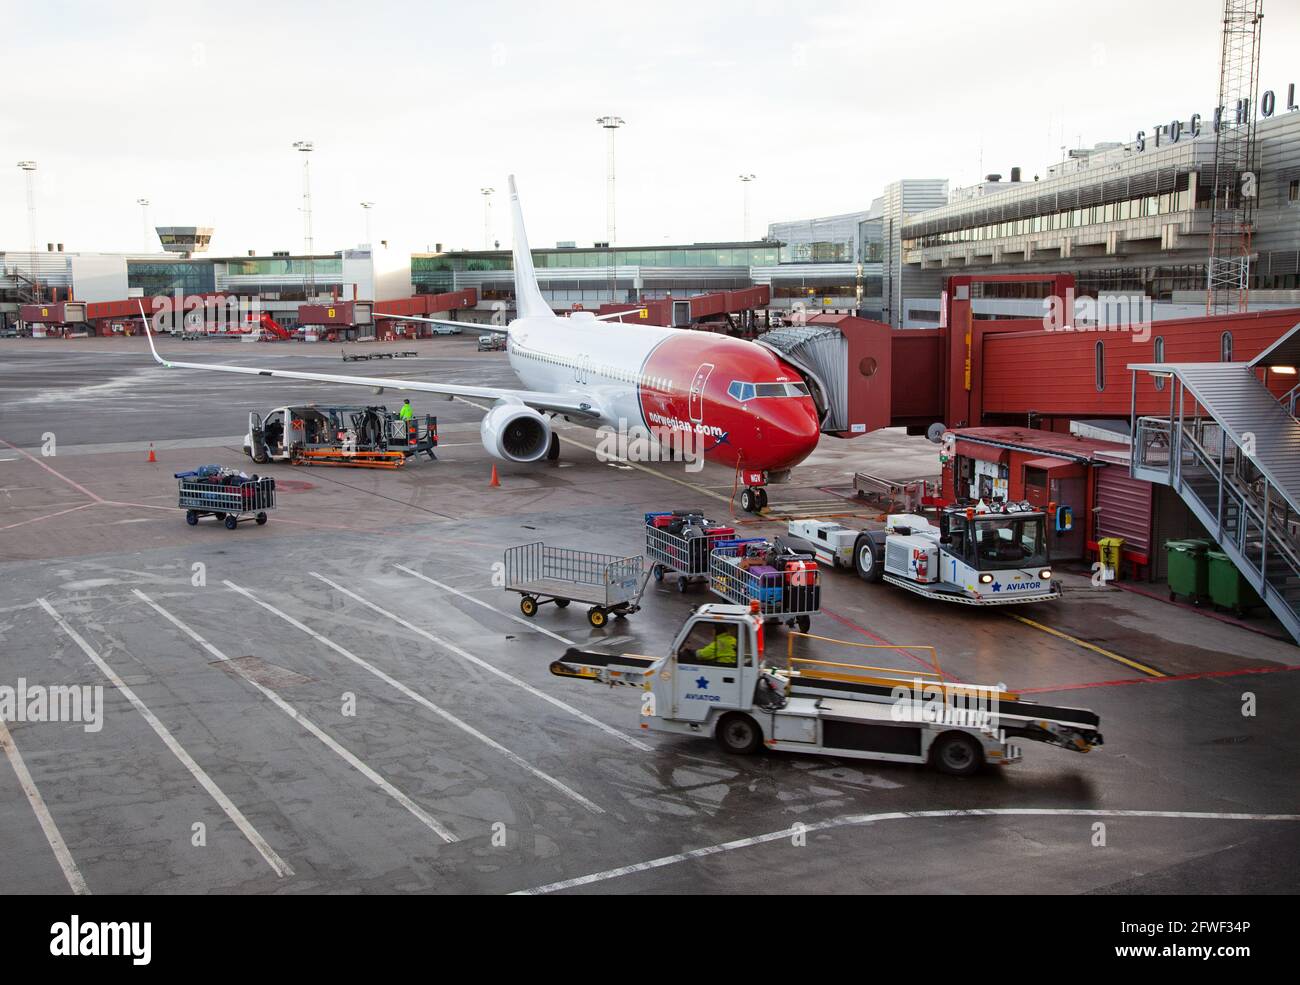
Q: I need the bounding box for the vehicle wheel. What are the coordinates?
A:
[676,577,689,593]
[554,598,570,609]
[255,512,268,525]
[185,510,198,526]
[224,515,238,530]
[547,433,561,461]
[520,596,538,617]
[739,487,758,513]
[614,609,627,620]
[930,732,984,776]
[652,563,664,583]
[757,487,768,509]
[253,450,268,465]
[796,615,811,633]
[854,537,884,583]
[588,607,607,628]
[715,713,762,755]
[215,512,227,521]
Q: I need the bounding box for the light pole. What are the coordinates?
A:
[137,198,151,252]
[596,115,625,302]
[16,161,39,302]
[480,187,495,250]
[739,174,757,240]
[360,201,375,246]
[293,140,315,300]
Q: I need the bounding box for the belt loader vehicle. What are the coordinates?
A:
[551,602,1101,776]
[792,501,1062,605]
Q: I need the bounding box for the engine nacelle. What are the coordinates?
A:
[480,402,552,462]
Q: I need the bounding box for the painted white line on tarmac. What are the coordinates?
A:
[0,715,90,894]
[223,580,603,814]
[37,597,293,878]
[514,807,1300,894]
[393,564,576,646]
[132,589,458,844]
[309,573,651,752]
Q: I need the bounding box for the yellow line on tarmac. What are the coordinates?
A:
[1008,613,1165,677]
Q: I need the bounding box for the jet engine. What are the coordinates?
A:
[480,402,552,462]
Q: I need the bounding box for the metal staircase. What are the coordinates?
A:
[1130,332,1300,642]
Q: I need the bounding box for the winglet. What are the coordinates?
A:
[138,300,167,366]
[507,175,554,320]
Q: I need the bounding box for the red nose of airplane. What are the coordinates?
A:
[753,398,821,471]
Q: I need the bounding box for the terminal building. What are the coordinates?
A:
[896,108,1300,326]
[4,102,1298,331]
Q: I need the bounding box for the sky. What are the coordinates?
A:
[3,0,1298,258]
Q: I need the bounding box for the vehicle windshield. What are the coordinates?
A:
[969,516,1047,571]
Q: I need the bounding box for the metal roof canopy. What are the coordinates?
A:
[1248,320,1300,370]
[1128,358,1300,514]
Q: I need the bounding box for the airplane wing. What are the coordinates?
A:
[373,311,508,335]
[593,309,647,322]
[139,305,600,419]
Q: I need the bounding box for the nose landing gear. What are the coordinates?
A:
[738,470,769,514]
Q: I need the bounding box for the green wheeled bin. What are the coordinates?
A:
[1165,539,1209,605]
[1206,550,1262,617]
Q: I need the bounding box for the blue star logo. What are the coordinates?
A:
[991,580,1002,592]
[695,676,710,689]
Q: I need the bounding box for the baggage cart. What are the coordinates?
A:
[708,538,820,632]
[644,512,735,592]
[504,542,649,627]
[177,471,276,530]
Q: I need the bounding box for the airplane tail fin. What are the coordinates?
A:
[508,175,553,319]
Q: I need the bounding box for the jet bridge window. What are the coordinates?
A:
[676,622,742,667]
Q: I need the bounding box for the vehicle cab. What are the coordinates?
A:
[934,501,1059,601]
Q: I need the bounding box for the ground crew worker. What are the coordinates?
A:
[399,398,414,421]
[697,627,738,666]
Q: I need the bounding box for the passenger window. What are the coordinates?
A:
[676,623,740,667]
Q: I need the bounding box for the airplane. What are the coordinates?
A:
[141,176,822,512]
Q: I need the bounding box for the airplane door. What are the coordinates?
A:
[688,363,714,423]
[248,411,266,462]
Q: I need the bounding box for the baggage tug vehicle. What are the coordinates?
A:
[552,602,1101,776]
[834,500,1062,605]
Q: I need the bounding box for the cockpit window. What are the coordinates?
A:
[729,381,808,401]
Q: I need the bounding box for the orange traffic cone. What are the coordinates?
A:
[147,443,157,463]
[489,464,500,487]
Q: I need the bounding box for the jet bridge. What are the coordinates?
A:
[756,314,896,438]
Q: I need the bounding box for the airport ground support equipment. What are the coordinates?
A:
[244,404,437,470]
[840,500,1062,605]
[551,603,1103,775]
[786,519,859,569]
[176,465,276,530]
[645,511,737,592]
[504,542,651,627]
[709,538,820,632]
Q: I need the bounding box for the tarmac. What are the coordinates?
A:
[1,335,1297,894]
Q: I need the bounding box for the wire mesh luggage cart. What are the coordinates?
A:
[177,472,276,530]
[504,542,649,627]
[708,538,821,632]
[644,512,735,593]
